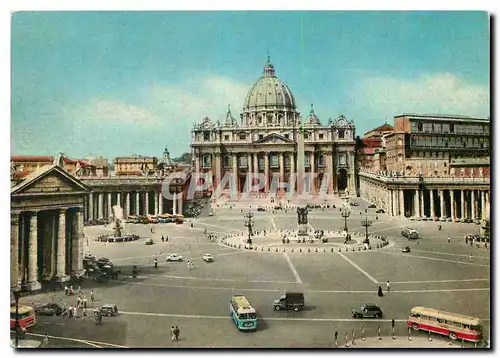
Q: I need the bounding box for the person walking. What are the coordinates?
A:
[77,285,82,295]
[83,296,88,309]
[377,286,384,297]
[448,236,451,244]
[90,290,95,306]
[386,280,390,292]
[154,258,158,269]
[161,235,164,242]
[171,326,176,342]
[68,305,74,319]
[174,326,180,342]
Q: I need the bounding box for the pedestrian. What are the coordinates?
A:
[43,332,49,346]
[469,254,473,262]
[83,296,88,309]
[448,236,451,243]
[161,235,164,242]
[166,236,169,242]
[174,326,180,342]
[154,258,158,269]
[77,285,82,295]
[64,285,69,295]
[386,280,390,292]
[191,223,193,228]
[90,290,95,306]
[69,286,74,296]
[465,237,468,244]
[171,326,176,342]
[378,286,384,297]
[68,305,74,319]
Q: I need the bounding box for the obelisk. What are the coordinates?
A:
[296,125,305,196]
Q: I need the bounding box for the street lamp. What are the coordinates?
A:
[341,207,351,233]
[361,216,372,244]
[244,210,254,244]
[12,288,21,348]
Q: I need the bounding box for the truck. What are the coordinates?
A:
[273,292,305,312]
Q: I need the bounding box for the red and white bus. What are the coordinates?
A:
[407,306,483,342]
[10,305,36,330]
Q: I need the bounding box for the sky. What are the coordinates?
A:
[11,11,490,159]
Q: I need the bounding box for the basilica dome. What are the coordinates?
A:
[243,58,296,112]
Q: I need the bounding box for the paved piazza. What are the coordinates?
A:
[21,198,490,348]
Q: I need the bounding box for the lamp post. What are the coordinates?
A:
[361,216,372,244]
[12,288,21,348]
[341,207,351,233]
[244,210,254,244]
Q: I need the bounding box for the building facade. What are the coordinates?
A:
[114,156,158,176]
[359,114,490,222]
[191,58,357,195]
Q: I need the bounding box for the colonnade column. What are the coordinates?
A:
[178,195,183,216]
[98,193,103,219]
[481,191,486,220]
[439,190,445,219]
[392,190,397,216]
[154,191,159,215]
[145,191,149,215]
[158,191,163,215]
[11,212,19,289]
[461,190,465,220]
[450,189,456,221]
[71,208,84,273]
[125,192,130,218]
[399,190,405,217]
[173,194,177,215]
[135,192,140,215]
[310,152,315,192]
[264,152,269,192]
[471,190,476,220]
[117,192,121,210]
[429,189,435,219]
[414,190,420,218]
[107,192,112,219]
[28,212,41,290]
[420,190,425,218]
[88,193,93,221]
[56,209,68,281]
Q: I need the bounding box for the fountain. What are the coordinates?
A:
[95,205,139,243]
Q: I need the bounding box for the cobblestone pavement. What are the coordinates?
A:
[19,197,490,348]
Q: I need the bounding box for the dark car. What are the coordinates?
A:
[274,206,283,210]
[376,209,385,214]
[100,304,119,316]
[402,246,411,253]
[35,303,65,316]
[306,204,314,209]
[352,304,383,319]
[257,207,265,212]
[368,204,376,209]
[273,292,305,312]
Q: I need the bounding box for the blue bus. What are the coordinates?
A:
[230,295,258,331]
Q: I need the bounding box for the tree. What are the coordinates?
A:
[173,152,192,164]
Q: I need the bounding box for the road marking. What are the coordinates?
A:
[380,251,489,267]
[338,253,378,283]
[384,278,490,284]
[119,311,490,323]
[158,274,297,284]
[26,333,128,348]
[283,252,303,284]
[407,249,490,260]
[126,281,488,294]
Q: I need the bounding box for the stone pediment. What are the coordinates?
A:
[11,165,89,196]
[253,133,294,144]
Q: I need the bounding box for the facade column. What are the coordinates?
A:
[450,189,456,221]
[264,152,269,192]
[88,193,93,221]
[290,153,296,194]
[471,190,476,220]
[107,192,112,219]
[392,190,397,216]
[195,155,200,175]
[56,209,68,281]
[28,212,41,290]
[135,192,140,215]
[72,208,84,273]
[232,154,238,193]
[399,189,405,217]
[145,191,149,215]
[11,212,20,289]
[247,153,253,192]
[253,153,258,175]
[414,190,420,218]
[481,191,486,220]
[461,190,465,220]
[117,192,121,210]
[158,191,163,215]
[310,152,315,192]
[439,190,446,219]
[98,193,103,219]
[420,190,425,218]
[215,153,222,191]
[325,152,333,194]
[279,152,285,185]
[125,192,130,218]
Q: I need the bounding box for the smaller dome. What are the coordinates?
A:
[224,104,238,127]
[304,104,321,125]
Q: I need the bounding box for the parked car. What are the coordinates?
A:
[401,227,419,239]
[35,303,65,316]
[145,238,154,245]
[351,304,383,319]
[165,254,184,262]
[257,207,265,212]
[202,253,214,262]
[376,209,385,214]
[368,204,376,209]
[209,211,214,216]
[402,246,411,253]
[274,205,283,210]
[100,304,119,316]
[273,292,305,312]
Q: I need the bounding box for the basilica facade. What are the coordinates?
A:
[191,59,357,195]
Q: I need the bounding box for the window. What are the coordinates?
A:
[305,155,310,168]
[239,134,247,140]
[318,154,325,166]
[224,135,229,141]
[418,123,423,132]
[304,133,310,140]
[338,130,345,139]
[223,156,230,168]
[270,155,279,168]
[203,155,212,168]
[258,117,262,125]
[442,123,450,133]
[258,156,265,170]
[238,156,248,168]
[319,133,324,140]
[259,134,264,140]
[285,134,290,139]
[203,132,210,141]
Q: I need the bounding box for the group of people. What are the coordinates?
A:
[63,289,96,319]
[377,281,391,297]
[170,326,180,342]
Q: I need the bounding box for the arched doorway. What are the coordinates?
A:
[337,168,348,192]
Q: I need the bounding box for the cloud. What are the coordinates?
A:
[352,73,490,119]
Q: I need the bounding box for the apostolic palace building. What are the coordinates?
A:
[191,58,357,196]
